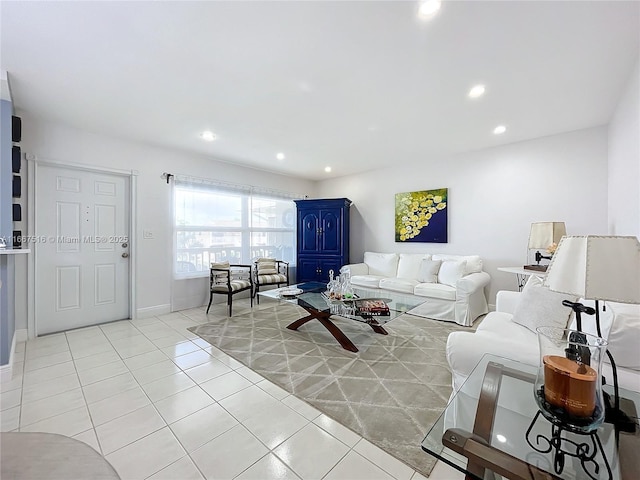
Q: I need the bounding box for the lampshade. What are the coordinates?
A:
[545,235,640,304]
[528,222,567,249]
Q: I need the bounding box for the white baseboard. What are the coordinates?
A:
[0,330,21,382]
[0,362,12,383]
[15,329,28,343]
[136,304,172,319]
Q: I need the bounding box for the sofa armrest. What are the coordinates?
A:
[456,271,490,296]
[495,290,521,314]
[341,263,369,276]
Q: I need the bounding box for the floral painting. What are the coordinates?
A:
[395,188,448,243]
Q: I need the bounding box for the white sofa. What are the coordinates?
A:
[341,252,490,326]
[446,288,640,394]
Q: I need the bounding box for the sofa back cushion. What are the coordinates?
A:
[432,254,483,275]
[569,300,640,370]
[364,252,399,277]
[397,253,432,279]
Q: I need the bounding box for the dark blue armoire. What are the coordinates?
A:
[294,198,351,283]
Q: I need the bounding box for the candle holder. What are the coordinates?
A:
[527,326,611,479]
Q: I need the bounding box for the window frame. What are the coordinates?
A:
[173,181,298,279]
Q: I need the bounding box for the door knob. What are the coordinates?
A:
[122,252,129,258]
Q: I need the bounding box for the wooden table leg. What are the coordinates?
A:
[368,321,388,335]
[287,311,359,353]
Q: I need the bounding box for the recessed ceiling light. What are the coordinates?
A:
[493,125,507,135]
[200,131,216,142]
[418,0,441,19]
[468,85,485,98]
[324,166,332,173]
[276,152,285,161]
[496,434,507,443]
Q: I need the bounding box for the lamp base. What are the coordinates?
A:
[524,264,548,272]
[604,392,638,433]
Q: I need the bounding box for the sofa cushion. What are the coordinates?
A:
[433,254,483,275]
[511,285,576,339]
[438,260,466,287]
[379,277,419,294]
[351,275,385,289]
[605,302,640,370]
[414,282,456,300]
[418,259,442,283]
[476,312,547,350]
[364,252,399,277]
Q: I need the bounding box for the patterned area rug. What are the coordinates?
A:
[189,302,468,477]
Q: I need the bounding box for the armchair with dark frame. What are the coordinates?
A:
[253,258,289,303]
[206,262,253,317]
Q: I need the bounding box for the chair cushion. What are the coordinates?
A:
[257,273,287,284]
[414,283,456,300]
[379,277,418,294]
[211,279,251,292]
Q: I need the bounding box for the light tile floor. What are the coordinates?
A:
[0,300,464,480]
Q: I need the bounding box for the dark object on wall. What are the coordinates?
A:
[13,230,22,248]
[12,175,21,198]
[13,204,22,221]
[294,198,351,283]
[12,115,22,143]
[12,146,21,173]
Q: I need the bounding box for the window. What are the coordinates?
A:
[174,179,299,277]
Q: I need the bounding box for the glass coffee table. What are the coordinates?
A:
[257,281,425,352]
[422,354,640,480]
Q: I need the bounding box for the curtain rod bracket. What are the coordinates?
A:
[162,172,173,184]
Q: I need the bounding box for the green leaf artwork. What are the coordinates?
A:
[395,188,448,243]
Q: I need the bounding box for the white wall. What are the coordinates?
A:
[16,115,316,326]
[316,127,609,305]
[608,60,640,238]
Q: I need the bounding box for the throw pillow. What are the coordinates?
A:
[417,259,442,283]
[257,259,278,275]
[511,286,577,339]
[211,261,230,270]
[438,260,466,287]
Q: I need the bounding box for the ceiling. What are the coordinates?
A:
[1,1,638,181]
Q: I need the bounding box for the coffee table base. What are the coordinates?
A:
[286,310,388,353]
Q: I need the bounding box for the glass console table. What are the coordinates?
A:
[422,354,639,479]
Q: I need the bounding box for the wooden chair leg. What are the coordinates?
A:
[206,291,213,314]
[256,284,260,304]
[228,293,233,317]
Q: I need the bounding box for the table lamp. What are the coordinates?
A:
[544,235,640,433]
[524,222,566,272]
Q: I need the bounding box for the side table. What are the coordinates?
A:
[421,354,639,480]
[497,266,547,291]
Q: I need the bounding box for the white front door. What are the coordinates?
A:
[36,164,130,335]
